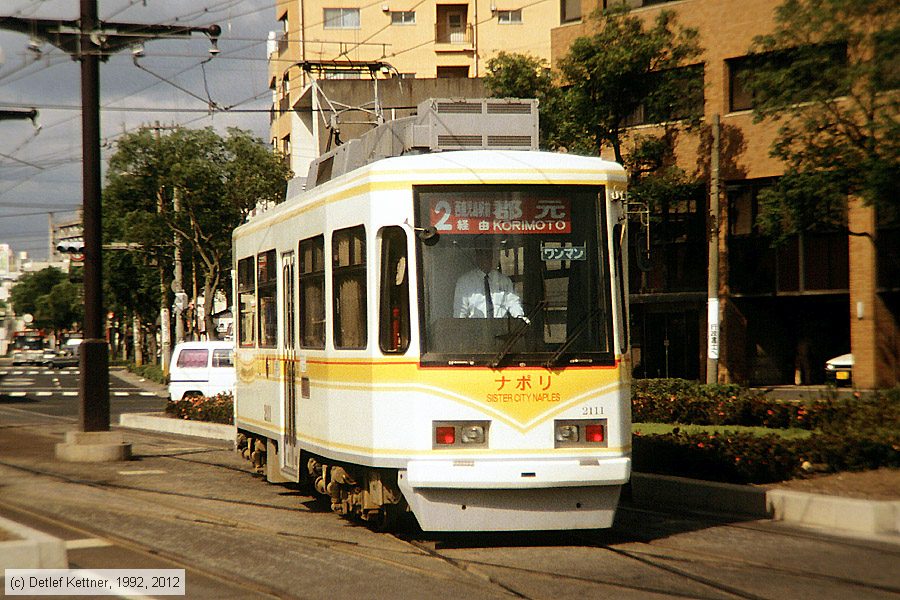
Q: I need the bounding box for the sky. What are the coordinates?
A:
[0,0,276,261]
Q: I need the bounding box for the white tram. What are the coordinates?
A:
[233,99,631,531]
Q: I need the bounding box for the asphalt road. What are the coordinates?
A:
[0,363,165,421]
[0,364,898,599]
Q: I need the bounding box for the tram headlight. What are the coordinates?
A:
[460,425,485,445]
[555,425,579,443]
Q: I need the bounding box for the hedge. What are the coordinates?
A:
[632,380,900,483]
[632,379,900,432]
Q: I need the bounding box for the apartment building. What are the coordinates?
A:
[268,0,559,175]
[551,0,899,388]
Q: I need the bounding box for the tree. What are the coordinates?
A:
[746,0,899,237]
[9,268,82,334]
[484,52,563,149]
[556,7,704,162]
[104,126,292,342]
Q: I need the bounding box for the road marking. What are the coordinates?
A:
[1,378,34,385]
[65,537,114,550]
[8,392,27,397]
[117,469,168,476]
[36,392,52,397]
[113,392,129,397]
[139,392,158,397]
[62,391,78,396]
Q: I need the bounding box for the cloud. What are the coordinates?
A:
[0,0,275,260]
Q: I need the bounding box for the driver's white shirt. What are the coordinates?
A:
[453,268,524,319]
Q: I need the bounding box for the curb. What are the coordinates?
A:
[0,515,68,569]
[630,472,900,542]
[119,412,234,441]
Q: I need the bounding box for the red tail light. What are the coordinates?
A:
[585,424,605,443]
[435,426,456,445]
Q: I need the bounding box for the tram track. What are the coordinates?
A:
[1,440,896,600]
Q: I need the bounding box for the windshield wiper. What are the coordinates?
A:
[489,301,547,368]
[544,306,604,369]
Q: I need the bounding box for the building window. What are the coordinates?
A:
[324,7,360,29]
[333,226,367,349]
[299,236,325,349]
[237,256,255,347]
[497,9,522,24]
[560,0,580,23]
[257,249,278,348]
[624,64,705,126]
[728,43,848,112]
[390,10,415,25]
[436,65,469,78]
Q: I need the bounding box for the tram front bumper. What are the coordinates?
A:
[397,457,630,531]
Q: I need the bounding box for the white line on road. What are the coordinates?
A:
[62,391,78,396]
[117,470,168,476]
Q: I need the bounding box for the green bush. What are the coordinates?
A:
[632,379,900,431]
[126,362,167,384]
[631,380,900,483]
[165,392,233,425]
[632,429,900,484]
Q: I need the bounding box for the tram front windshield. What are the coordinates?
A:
[415,185,614,367]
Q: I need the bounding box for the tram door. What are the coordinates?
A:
[280,252,299,478]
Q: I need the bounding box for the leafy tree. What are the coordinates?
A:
[745,0,899,237]
[9,268,82,334]
[104,126,292,341]
[556,7,704,162]
[484,52,563,149]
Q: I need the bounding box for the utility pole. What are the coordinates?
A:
[0,4,220,438]
[173,187,185,345]
[706,114,721,385]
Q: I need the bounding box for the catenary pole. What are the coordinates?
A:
[79,0,109,431]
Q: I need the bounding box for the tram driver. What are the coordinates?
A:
[453,246,529,323]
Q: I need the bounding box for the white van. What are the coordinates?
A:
[168,341,236,401]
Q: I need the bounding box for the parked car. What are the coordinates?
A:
[825,353,853,386]
[168,341,235,401]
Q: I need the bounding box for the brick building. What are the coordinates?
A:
[551,0,899,388]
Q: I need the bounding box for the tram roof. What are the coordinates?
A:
[236,150,626,235]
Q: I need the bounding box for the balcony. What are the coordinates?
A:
[434,22,473,51]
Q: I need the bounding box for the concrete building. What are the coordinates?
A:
[551,0,899,388]
[268,0,559,176]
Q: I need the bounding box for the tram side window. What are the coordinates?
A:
[379,226,410,354]
[333,225,367,349]
[257,249,278,348]
[299,235,326,348]
[237,257,255,347]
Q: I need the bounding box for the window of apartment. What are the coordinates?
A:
[498,9,522,24]
[624,64,705,126]
[436,65,469,78]
[333,226,367,349]
[728,42,848,112]
[390,10,416,25]
[560,0,580,23]
[257,249,278,348]
[324,7,360,29]
[299,236,325,349]
[237,257,255,347]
